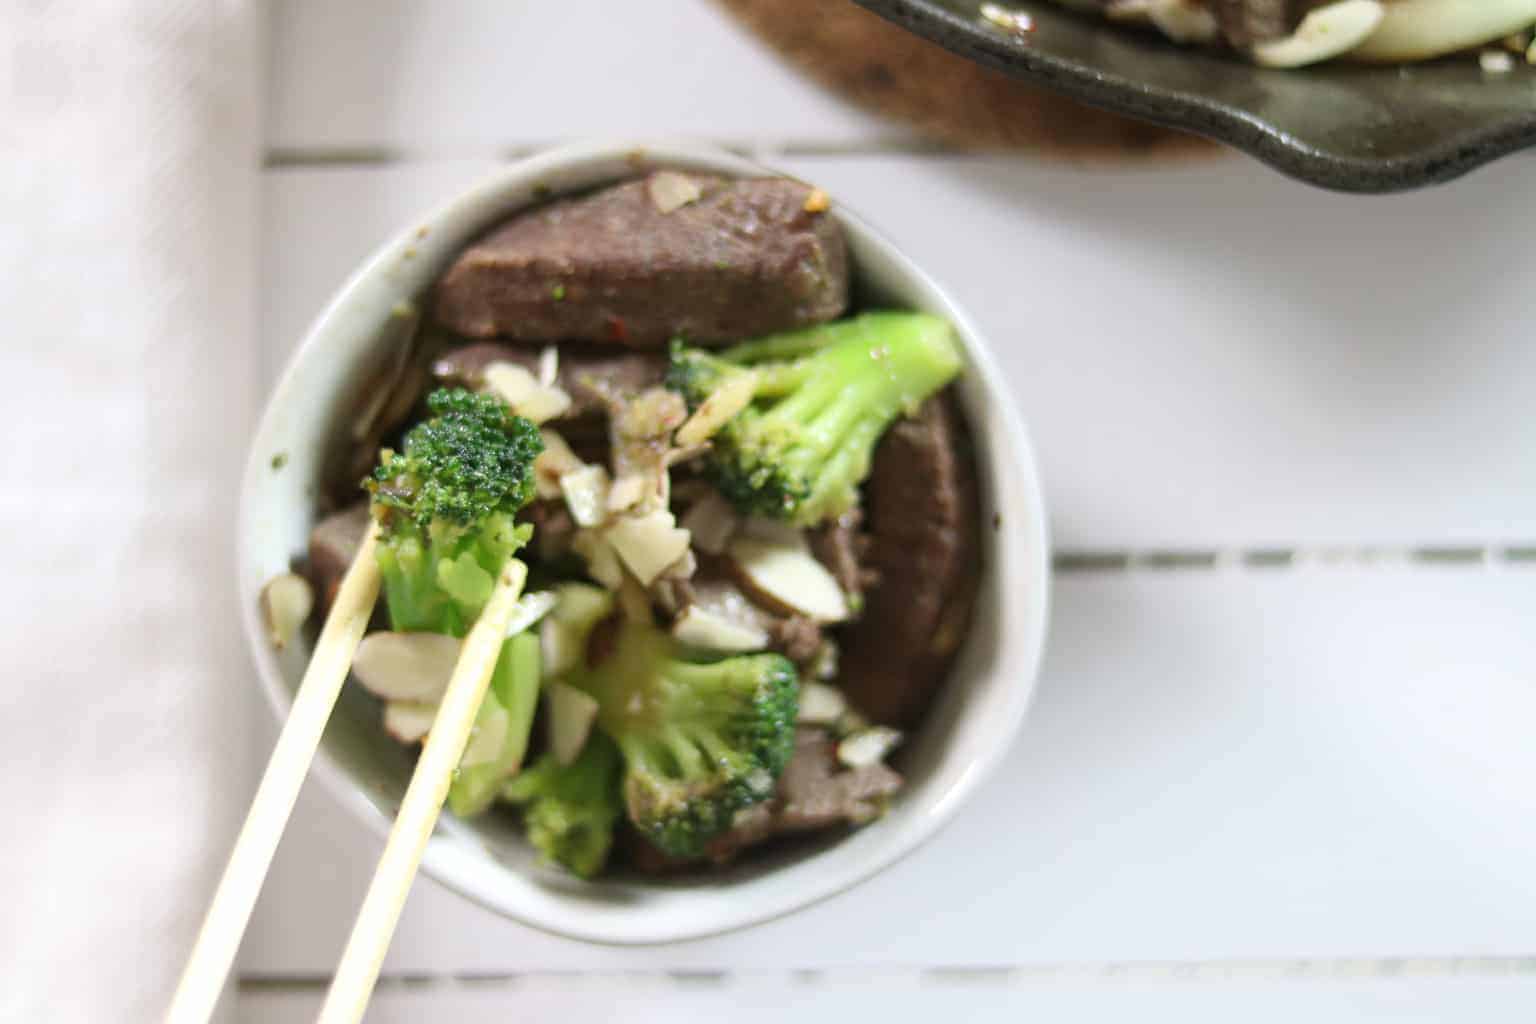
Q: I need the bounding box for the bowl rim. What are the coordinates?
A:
[238,139,1052,944]
[855,0,1536,193]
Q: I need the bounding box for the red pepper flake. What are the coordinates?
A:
[606,316,630,344]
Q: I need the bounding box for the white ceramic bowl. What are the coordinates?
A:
[239,141,1051,944]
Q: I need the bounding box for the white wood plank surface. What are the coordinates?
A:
[241,568,1536,974]
[263,156,1536,548]
[239,972,1536,1024]
[265,0,894,154]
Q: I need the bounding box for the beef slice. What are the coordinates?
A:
[433,342,667,418]
[836,392,980,728]
[433,173,848,347]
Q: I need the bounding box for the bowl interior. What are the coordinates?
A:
[238,142,1050,943]
[857,0,1536,193]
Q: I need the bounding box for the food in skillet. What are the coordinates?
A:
[1032,0,1536,69]
[277,171,980,879]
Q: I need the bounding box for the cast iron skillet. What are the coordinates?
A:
[855,0,1536,192]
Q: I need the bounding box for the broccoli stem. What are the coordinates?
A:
[364,388,545,819]
[447,631,541,817]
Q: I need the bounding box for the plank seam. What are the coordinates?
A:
[263,139,963,169]
[238,956,1536,993]
[1052,546,1536,574]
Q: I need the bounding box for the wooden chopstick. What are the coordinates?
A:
[316,559,529,1024]
[166,530,382,1024]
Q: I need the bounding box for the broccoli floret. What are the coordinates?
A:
[501,732,625,878]
[366,387,543,635]
[566,620,799,859]
[667,312,963,526]
[363,387,544,817]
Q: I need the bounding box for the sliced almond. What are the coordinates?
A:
[1105,0,1156,24]
[505,590,558,637]
[607,509,692,586]
[1482,48,1516,71]
[726,536,850,623]
[560,463,611,528]
[1147,0,1219,43]
[482,361,571,424]
[1350,0,1536,62]
[675,368,758,448]
[352,631,461,701]
[383,701,436,744]
[837,726,902,769]
[606,472,648,514]
[537,345,559,387]
[796,681,849,725]
[679,491,738,555]
[648,171,703,213]
[482,360,539,406]
[540,619,582,679]
[672,604,770,653]
[572,528,625,589]
[546,681,599,765]
[1253,0,1383,67]
[534,428,582,499]
[261,573,314,651]
[550,582,616,626]
[460,702,510,768]
[661,547,697,581]
[516,383,572,423]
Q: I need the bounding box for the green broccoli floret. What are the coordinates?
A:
[501,732,625,878]
[367,387,543,635]
[667,312,963,526]
[566,620,799,859]
[363,387,544,817]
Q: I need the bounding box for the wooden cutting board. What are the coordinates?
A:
[716,0,1218,157]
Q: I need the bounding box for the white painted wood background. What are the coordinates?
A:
[243,2,1536,1019]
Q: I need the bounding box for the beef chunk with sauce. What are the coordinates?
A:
[305,502,371,612]
[432,342,668,419]
[836,394,980,728]
[434,173,848,347]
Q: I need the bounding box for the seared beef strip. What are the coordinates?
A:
[432,342,667,420]
[434,173,848,347]
[836,394,980,728]
[305,502,371,611]
[1213,0,1302,47]
[768,615,823,665]
[809,508,873,604]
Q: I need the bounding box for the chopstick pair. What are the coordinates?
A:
[166,535,527,1024]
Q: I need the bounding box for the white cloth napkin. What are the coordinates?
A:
[0,2,263,1020]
